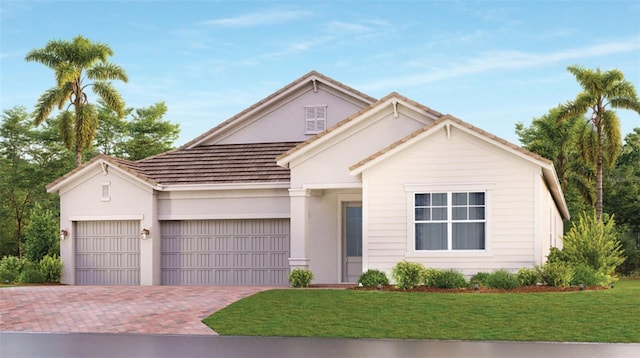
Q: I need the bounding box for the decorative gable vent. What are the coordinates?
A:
[305,105,327,134]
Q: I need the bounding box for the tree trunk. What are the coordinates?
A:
[75,144,82,167]
[596,119,603,221]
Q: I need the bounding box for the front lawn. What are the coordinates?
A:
[203,279,640,342]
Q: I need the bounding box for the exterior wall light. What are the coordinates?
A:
[60,229,68,240]
[140,228,150,240]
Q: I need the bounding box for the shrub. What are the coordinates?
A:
[421,268,439,287]
[469,272,490,286]
[571,263,605,287]
[18,269,46,284]
[357,269,389,287]
[39,255,63,283]
[517,267,541,286]
[432,269,467,289]
[538,262,574,287]
[23,203,59,262]
[288,268,313,288]
[0,256,31,283]
[485,269,520,289]
[392,261,425,289]
[561,212,625,283]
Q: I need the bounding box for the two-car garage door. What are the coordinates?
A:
[74,219,290,286]
[161,219,290,285]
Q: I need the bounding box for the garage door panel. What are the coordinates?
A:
[161,219,290,285]
[75,221,140,285]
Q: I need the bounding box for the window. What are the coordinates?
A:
[305,105,327,134]
[101,181,111,201]
[414,192,485,250]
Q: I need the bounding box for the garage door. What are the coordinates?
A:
[161,219,290,285]
[75,221,140,285]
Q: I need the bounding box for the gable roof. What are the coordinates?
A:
[46,154,159,193]
[182,71,377,148]
[47,142,300,193]
[276,92,443,168]
[349,115,570,220]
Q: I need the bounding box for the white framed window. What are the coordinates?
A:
[304,105,327,134]
[101,181,111,202]
[414,191,486,250]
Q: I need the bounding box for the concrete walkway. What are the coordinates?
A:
[0,286,272,335]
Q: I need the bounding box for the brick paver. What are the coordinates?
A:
[0,286,272,335]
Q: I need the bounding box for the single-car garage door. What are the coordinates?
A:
[75,220,140,285]
[161,219,290,285]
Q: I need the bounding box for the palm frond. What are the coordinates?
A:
[74,104,99,150]
[57,111,75,150]
[33,87,70,125]
[86,63,128,82]
[92,81,126,117]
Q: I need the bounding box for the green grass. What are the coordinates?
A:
[203,279,640,342]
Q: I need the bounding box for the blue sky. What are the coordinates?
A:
[1,1,639,146]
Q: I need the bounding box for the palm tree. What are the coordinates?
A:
[25,35,128,166]
[559,65,640,220]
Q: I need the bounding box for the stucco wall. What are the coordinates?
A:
[156,188,290,220]
[361,125,545,277]
[58,166,156,285]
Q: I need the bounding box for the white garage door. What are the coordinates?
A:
[161,219,290,285]
[75,221,140,285]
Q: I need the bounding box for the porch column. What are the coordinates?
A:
[288,188,310,269]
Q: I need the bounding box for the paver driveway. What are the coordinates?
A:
[0,286,273,335]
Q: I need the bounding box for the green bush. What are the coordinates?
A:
[485,269,520,289]
[0,256,32,283]
[538,262,574,287]
[469,272,490,286]
[571,263,605,287]
[432,269,467,289]
[288,268,313,288]
[23,203,60,262]
[18,268,46,284]
[517,267,541,286]
[39,255,63,283]
[358,269,389,287]
[561,212,625,283]
[392,261,425,289]
[421,268,439,287]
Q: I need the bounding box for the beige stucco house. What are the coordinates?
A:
[47,71,569,286]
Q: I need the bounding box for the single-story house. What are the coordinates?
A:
[47,71,569,286]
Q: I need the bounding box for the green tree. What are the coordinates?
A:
[516,107,594,219]
[122,102,180,160]
[22,203,59,262]
[0,107,74,257]
[25,35,128,167]
[558,65,640,220]
[604,128,640,273]
[94,100,131,157]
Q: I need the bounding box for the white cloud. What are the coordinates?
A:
[201,9,312,27]
[358,38,640,91]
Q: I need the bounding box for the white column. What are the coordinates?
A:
[288,188,310,269]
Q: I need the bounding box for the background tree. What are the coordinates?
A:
[121,102,179,160]
[25,35,128,167]
[95,101,180,160]
[516,107,595,220]
[558,65,640,220]
[0,107,73,257]
[604,128,640,274]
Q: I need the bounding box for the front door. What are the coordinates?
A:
[343,202,362,283]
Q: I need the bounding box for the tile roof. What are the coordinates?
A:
[136,142,301,186]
